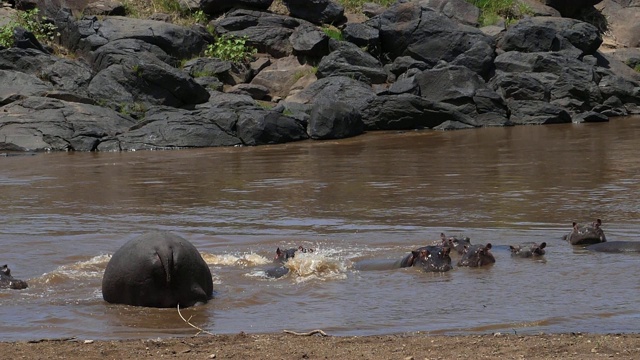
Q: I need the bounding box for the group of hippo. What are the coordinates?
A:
[2,219,638,309]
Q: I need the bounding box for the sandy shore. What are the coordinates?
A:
[1,332,639,359]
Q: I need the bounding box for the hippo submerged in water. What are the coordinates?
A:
[457,243,495,267]
[510,242,547,258]
[586,241,640,253]
[102,231,214,308]
[264,246,313,278]
[0,264,28,290]
[399,246,453,272]
[564,219,606,245]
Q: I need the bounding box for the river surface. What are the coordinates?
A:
[1,117,639,341]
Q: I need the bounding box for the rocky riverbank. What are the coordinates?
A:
[0,0,639,152]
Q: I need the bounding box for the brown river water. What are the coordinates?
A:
[1,117,639,341]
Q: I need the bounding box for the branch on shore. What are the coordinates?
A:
[283,329,329,337]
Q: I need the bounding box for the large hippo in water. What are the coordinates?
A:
[457,243,495,267]
[0,264,28,290]
[564,219,606,245]
[102,231,213,308]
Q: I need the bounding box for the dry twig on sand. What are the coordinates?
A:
[283,329,329,336]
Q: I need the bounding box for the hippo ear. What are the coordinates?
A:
[539,242,547,249]
[485,243,492,250]
[276,247,282,256]
[572,222,578,230]
[595,219,602,227]
[509,245,516,251]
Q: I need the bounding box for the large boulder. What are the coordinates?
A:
[596,0,640,48]
[414,65,510,125]
[213,9,306,58]
[87,40,210,109]
[498,17,602,56]
[307,99,364,139]
[282,0,346,25]
[369,2,495,77]
[0,97,135,151]
[250,56,317,100]
[316,43,387,84]
[360,93,477,130]
[541,0,603,17]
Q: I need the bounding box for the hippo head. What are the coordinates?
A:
[0,264,29,290]
[458,243,495,267]
[274,246,313,263]
[566,219,606,245]
[443,233,471,255]
[413,247,453,272]
[510,242,547,258]
[1,264,10,277]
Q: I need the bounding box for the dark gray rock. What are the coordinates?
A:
[290,23,330,57]
[12,27,48,53]
[316,44,387,84]
[360,93,477,130]
[342,23,380,57]
[284,76,377,113]
[0,70,53,104]
[236,108,308,145]
[498,17,602,55]
[0,97,135,151]
[415,65,509,124]
[117,106,242,150]
[214,9,304,58]
[282,0,346,25]
[69,16,213,58]
[307,99,364,139]
[370,3,495,77]
[573,111,609,123]
[87,49,210,109]
[507,99,572,124]
[199,0,274,15]
[419,0,480,26]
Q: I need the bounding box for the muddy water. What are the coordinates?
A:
[1,117,639,341]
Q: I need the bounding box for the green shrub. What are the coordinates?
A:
[0,9,58,48]
[204,35,257,63]
[634,64,640,73]
[322,26,343,41]
[466,0,531,26]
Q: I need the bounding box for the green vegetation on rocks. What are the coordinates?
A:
[0,8,58,48]
[466,0,533,26]
[205,34,257,63]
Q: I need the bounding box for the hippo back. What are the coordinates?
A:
[102,231,213,308]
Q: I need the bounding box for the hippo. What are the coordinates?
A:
[264,246,313,278]
[564,219,606,245]
[399,247,453,272]
[0,264,28,290]
[586,241,640,253]
[102,231,214,308]
[443,233,472,255]
[457,243,495,267]
[510,242,547,258]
